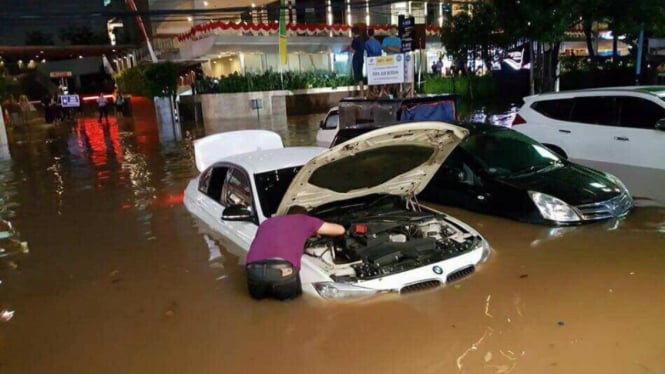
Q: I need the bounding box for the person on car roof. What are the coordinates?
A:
[245,206,345,300]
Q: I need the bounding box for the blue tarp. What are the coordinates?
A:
[399,100,456,122]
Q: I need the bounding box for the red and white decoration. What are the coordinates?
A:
[176,22,441,42]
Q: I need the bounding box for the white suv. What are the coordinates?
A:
[511,86,665,201]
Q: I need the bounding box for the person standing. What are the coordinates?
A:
[113,89,125,119]
[349,26,366,98]
[245,206,345,300]
[364,28,384,98]
[97,92,109,123]
[381,25,402,55]
[365,28,382,58]
[18,94,34,126]
[381,25,403,98]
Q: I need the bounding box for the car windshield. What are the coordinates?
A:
[461,129,562,177]
[254,166,302,217]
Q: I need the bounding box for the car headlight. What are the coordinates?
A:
[477,240,491,263]
[528,191,581,223]
[313,282,383,299]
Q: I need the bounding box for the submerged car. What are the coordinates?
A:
[332,122,633,225]
[184,124,491,300]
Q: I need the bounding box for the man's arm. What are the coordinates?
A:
[317,222,345,236]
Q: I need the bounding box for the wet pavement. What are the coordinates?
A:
[0,109,664,374]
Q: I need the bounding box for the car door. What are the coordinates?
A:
[219,167,259,251]
[422,148,494,213]
[196,164,258,253]
[566,96,619,164]
[615,96,665,170]
[196,165,229,229]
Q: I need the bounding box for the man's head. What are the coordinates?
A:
[390,25,398,36]
[351,26,360,36]
[368,28,375,37]
[286,205,308,215]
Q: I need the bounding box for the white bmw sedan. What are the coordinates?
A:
[184,123,491,299]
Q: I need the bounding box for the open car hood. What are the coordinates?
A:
[276,122,468,215]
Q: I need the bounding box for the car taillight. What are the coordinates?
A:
[512,113,526,126]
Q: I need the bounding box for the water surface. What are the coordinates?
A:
[0,112,664,374]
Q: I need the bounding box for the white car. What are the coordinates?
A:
[184,124,491,300]
[512,86,665,201]
[315,106,339,147]
[512,86,665,170]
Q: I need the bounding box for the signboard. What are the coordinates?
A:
[403,53,414,83]
[367,54,405,85]
[49,71,72,78]
[398,15,415,53]
[59,94,80,108]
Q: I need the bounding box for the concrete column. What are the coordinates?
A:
[154,96,182,143]
[0,104,10,160]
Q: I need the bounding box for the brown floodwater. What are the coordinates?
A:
[0,110,664,374]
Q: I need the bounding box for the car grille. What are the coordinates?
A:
[575,192,633,221]
[446,266,475,283]
[400,280,441,294]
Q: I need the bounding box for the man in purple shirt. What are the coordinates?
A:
[246,206,345,300]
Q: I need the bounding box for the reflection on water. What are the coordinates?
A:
[0,111,665,373]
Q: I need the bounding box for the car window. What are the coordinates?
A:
[199,166,228,202]
[617,97,665,129]
[531,98,573,120]
[570,97,617,125]
[323,112,339,130]
[436,148,478,186]
[254,166,302,218]
[461,130,561,177]
[222,168,253,208]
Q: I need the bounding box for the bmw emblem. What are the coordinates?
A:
[432,266,443,275]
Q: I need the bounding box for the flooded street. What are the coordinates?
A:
[1,110,664,374]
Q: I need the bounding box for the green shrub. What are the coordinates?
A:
[115,62,180,98]
[424,75,497,99]
[198,70,354,94]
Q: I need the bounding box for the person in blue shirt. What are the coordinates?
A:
[365,28,383,98]
[382,25,402,55]
[365,28,382,57]
[349,26,366,97]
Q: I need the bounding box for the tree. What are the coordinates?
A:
[24,30,54,46]
[494,0,575,93]
[441,2,503,72]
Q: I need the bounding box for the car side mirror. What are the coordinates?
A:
[222,205,254,222]
[656,119,665,131]
[319,120,326,129]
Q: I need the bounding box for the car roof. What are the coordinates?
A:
[218,147,326,174]
[524,86,665,101]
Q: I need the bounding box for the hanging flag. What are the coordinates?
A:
[279,0,288,66]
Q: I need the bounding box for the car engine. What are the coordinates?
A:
[304,211,481,281]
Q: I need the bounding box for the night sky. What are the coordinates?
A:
[0,0,110,45]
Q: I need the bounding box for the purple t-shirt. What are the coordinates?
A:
[246,214,324,269]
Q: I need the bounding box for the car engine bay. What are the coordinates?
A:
[305,209,481,281]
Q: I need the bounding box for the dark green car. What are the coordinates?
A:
[333,122,633,225]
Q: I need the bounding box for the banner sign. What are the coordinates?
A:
[403,53,414,83]
[367,54,405,85]
[49,71,72,78]
[59,94,80,108]
[279,0,288,65]
[398,15,415,53]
